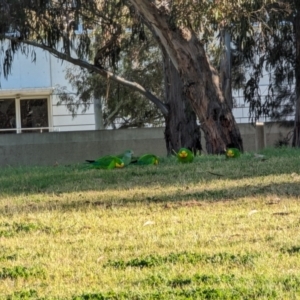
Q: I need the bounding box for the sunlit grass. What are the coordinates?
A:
[1,147,300,299]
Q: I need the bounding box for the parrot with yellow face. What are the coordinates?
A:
[177,148,194,163]
[225,148,241,159]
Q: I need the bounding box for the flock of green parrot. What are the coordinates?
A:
[85,147,241,170]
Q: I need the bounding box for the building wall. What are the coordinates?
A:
[0,45,52,89]
[0,47,96,132]
[0,123,293,167]
[49,56,96,131]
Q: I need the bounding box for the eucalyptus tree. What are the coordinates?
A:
[227,1,300,145]
[0,0,204,154]
[57,23,202,154]
[0,0,271,153]
[129,0,291,152]
[129,1,244,153]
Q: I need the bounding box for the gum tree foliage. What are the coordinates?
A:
[226,1,299,145]
[0,1,168,115]
[3,0,287,153]
[234,1,294,123]
[57,28,165,130]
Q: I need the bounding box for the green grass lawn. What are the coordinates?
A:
[1,147,300,299]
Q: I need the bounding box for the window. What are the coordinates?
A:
[0,99,16,133]
[0,97,50,134]
[20,99,49,133]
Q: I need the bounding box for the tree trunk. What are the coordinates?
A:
[220,29,233,109]
[293,7,300,147]
[163,53,202,155]
[129,0,243,154]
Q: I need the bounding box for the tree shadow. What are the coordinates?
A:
[1,179,299,215]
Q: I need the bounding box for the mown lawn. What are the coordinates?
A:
[1,147,300,299]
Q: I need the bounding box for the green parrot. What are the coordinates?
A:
[86,155,125,169]
[177,148,194,163]
[225,148,241,159]
[117,149,134,166]
[136,154,159,165]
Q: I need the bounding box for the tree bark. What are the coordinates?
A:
[163,53,202,155]
[129,0,243,154]
[220,29,233,109]
[292,6,300,147]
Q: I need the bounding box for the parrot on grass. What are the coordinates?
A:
[85,149,133,169]
[177,148,194,163]
[85,155,124,169]
[136,154,159,165]
[117,149,134,166]
[225,148,241,159]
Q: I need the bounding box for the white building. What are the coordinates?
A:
[0,47,96,134]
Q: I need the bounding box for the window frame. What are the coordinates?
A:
[0,89,53,134]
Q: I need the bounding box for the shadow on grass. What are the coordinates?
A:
[1,180,299,215]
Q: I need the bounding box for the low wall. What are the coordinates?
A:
[0,123,293,167]
[0,128,167,167]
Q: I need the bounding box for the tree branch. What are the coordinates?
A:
[3,37,169,116]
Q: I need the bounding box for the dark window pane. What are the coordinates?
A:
[20,99,49,133]
[0,99,16,134]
